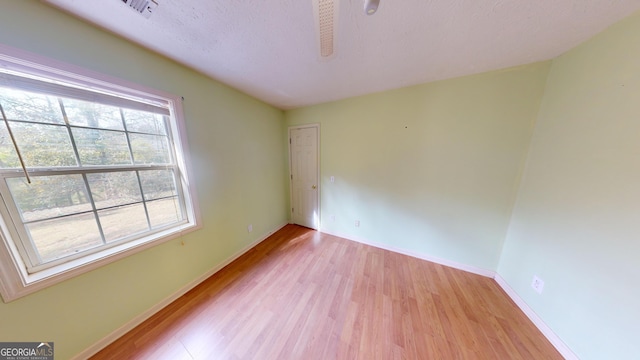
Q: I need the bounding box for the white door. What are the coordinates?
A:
[290,126,319,229]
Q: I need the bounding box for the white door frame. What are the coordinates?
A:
[288,124,320,230]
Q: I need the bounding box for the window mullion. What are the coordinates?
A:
[122,109,153,230]
[0,165,175,178]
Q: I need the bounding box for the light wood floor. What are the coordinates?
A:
[91,225,562,359]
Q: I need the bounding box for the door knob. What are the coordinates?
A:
[312,185,317,189]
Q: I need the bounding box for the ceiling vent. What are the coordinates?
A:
[121,0,158,18]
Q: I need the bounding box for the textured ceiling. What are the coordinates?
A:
[43,0,640,109]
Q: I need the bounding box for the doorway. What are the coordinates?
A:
[289,125,320,229]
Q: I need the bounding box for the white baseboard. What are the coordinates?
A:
[72,222,288,360]
[322,229,578,359]
[320,229,496,278]
[494,274,579,360]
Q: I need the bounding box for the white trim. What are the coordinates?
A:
[71,222,288,360]
[494,274,579,360]
[320,229,496,278]
[0,222,200,302]
[171,96,202,233]
[323,229,579,359]
[287,124,320,230]
[0,71,169,115]
[0,44,172,107]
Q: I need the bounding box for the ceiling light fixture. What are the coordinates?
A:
[364,0,380,15]
[313,0,338,58]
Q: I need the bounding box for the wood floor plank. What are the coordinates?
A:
[91,225,563,360]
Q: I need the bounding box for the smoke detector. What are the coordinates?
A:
[121,0,158,18]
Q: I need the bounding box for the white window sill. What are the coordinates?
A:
[0,221,200,303]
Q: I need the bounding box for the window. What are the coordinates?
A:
[0,46,199,302]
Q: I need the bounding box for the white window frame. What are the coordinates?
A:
[0,44,201,302]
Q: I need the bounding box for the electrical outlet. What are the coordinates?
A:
[531,275,544,294]
[355,220,360,227]
[330,176,335,183]
[247,224,253,233]
[330,215,336,222]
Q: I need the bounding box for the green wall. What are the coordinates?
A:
[497,11,640,359]
[286,63,550,271]
[2,0,639,358]
[0,1,288,359]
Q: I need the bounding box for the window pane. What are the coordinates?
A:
[130,133,171,165]
[98,204,149,242]
[147,197,183,228]
[139,169,177,200]
[63,98,124,130]
[7,175,92,222]
[0,87,64,124]
[72,128,131,166]
[123,109,166,135]
[10,122,77,167]
[27,213,103,262]
[87,171,142,209]
[0,121,19,168]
